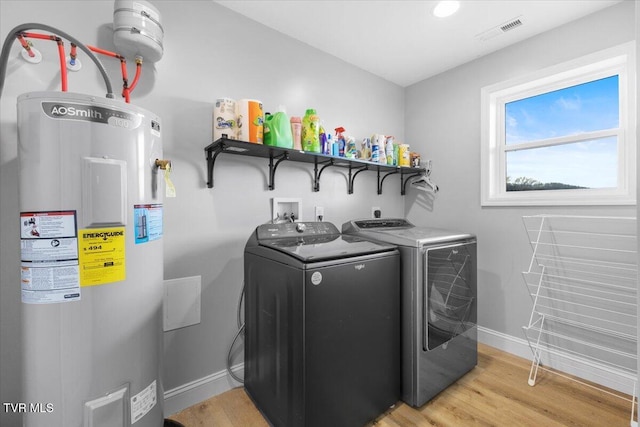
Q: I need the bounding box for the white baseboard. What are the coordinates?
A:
[164,327,636,416]
[477,325,534,361]
[163,363,244,417]
[478,326,636,396]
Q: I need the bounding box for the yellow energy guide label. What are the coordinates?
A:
[79,227,126,286]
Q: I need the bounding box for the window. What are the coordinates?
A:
[481,42,636,206]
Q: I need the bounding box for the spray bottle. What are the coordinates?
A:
[335,127,346,157]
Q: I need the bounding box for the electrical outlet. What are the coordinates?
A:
[371,207,381,218]
[315,206,325,221]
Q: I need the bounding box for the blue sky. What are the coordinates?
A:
[505,75,619,188]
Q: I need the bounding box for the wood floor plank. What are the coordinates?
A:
[433,375,568,427]
[476,344,630,426]
[168,344,634,427]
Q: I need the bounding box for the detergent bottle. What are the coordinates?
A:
[302,109,320,152]
[264,108,293,148]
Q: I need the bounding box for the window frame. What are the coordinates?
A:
[480,42,636,206]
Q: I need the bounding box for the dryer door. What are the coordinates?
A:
[423,240,477,351]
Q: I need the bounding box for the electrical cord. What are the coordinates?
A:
[226,324,245,384]
[236,283,244,330]
[0,23,115,98]
[226,282,245,384]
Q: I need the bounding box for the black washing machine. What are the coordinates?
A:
[244,222,400,427]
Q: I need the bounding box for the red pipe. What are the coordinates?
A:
[129,60,142,92]
[22,32,57,41]
[88,45,131,103]
[120,60,130,103]
[57,40,68,92]
[15,34,35,57]
[87,45,122,59]
[120,60,128,82]
[21,32,68,91]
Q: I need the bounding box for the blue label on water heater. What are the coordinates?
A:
[134,204,163,244]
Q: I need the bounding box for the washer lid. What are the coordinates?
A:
[259,234,396,262]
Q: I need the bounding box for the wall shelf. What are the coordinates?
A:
[521,215,638,427]
[204,137,428,195]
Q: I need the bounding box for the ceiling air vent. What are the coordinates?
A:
[475,15,525,42]
[501,18,523,32]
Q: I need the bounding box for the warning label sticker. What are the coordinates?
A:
[131,380,157,424]
[20,211,80,304]
[79,227,126,286]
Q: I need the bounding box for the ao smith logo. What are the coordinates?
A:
[49,104,103,119]
[83,231,124,239]
[42,101,140,127]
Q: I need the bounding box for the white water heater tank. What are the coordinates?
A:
[18,91,164,427]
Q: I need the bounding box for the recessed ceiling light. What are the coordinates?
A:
[432,0,460,18]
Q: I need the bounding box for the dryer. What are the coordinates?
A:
[342,218,477,407]
[244,221,400,427]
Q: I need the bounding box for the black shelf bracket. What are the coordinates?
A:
[205,140,226,188]
[313,158,335,192]
[378,169,400,195]
[204,138,429,195]
[348,164,369,194]
[268,152,289,190]
[401,169,425,195]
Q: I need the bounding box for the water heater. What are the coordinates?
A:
[18,91,164,426]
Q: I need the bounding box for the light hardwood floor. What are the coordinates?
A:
[168,343,635,427]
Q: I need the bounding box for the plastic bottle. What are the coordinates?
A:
[325,134,332,155]
[290,116,302,150]
[345,137,357,159]
[302,109,320,152]
[334,127,346,157]
[398,144,411,166]
[361,137,372,161]
[385,137,394,165]
[393,143,399,166]
[264,109,293,148]
[331,136,340,156]
[319,123,327,154]
[372,141,380,163]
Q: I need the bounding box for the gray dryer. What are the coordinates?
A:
[343,218,477,407]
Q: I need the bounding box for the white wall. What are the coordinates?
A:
[0,1,406,423]
[404,1,636,342]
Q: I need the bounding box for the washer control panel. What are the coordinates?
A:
[256,222,339,240]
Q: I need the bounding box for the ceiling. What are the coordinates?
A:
[214,0,623,87]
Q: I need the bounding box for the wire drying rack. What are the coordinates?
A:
[521,215,638,426]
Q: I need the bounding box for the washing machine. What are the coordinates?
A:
[244,221,400,427]
[342,218,477,408]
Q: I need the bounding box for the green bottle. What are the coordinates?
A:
[301,109,320,153]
